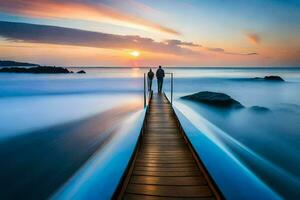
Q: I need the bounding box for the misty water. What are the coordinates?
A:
[163,68,300,199]
[0,70,145,199]
[0,67,299,199]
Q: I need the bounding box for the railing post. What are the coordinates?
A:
[171,73,173,105]
[144,73,146,108]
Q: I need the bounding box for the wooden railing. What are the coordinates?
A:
[144,72,173,107]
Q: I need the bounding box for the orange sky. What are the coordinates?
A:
[0,0,299,67]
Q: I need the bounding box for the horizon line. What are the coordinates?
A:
[65,66,300,69]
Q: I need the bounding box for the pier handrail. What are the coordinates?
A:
[143,73,152,108]
[165,72,174,105]
[144,72,174,107]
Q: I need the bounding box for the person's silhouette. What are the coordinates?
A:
[147,68,154,91]
[156,66,165,93]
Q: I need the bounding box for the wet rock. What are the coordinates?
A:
[181,91,244,108]
[254,75,284,82]
[77,70,86,74]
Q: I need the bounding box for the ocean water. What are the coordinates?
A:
[0,67,300,199]
[163,67,300,199]
[0,70,145,199]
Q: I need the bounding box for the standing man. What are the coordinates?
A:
[147,68,154,91]
[156,65,165,93]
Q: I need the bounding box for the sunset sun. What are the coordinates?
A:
[130,51,140,57]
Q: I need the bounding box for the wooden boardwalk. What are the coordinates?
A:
[117,93,222,200]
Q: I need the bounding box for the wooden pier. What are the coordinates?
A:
[116,93,222,199]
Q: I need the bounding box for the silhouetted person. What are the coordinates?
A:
[156,66,165,93]
[147,68,154,91]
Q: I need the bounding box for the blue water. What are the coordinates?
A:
[163,68,300,199]
[0,70,145,199]
[0,67,299,199]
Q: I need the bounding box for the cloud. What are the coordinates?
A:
[246,33,261,44]
[0,0,179,35]
[206,47,258,56]
[245,52,258,55]
[0,21,258,57]
[206,47,225,52]
[0,21,189,55]
[164,39,201,47]
[226,52,258,56]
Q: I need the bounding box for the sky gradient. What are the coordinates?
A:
[0,0,299,67]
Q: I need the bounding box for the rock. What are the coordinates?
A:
[0,66,70,74]
[249,106,271,112]
[254,75,284,82]
[77,70,86,74]
[264,76,284,81]
[181,91,244,108]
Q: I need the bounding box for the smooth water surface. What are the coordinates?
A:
[0,70,144,199]
[0,67,299,199]
[163,67,300,199]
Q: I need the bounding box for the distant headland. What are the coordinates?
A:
[0,60,85,74]
[0,60,39,67]
[0,66,71,74]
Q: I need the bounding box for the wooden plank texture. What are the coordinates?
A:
[117,93,221,199]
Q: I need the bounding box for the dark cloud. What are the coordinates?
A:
[246,52,258,55]
[0,21,190,54]
[0,21,258,57]
[225,52,259,56]
[0,0,179,35]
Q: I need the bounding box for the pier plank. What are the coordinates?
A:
[116,93,222,199]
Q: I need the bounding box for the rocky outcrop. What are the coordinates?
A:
[182,91,274,114]
[0,66,71,74]
[77,70,86,74]
[181,91,244,108]
[254,75,284,82]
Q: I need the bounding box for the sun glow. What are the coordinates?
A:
[130,51,140,57]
